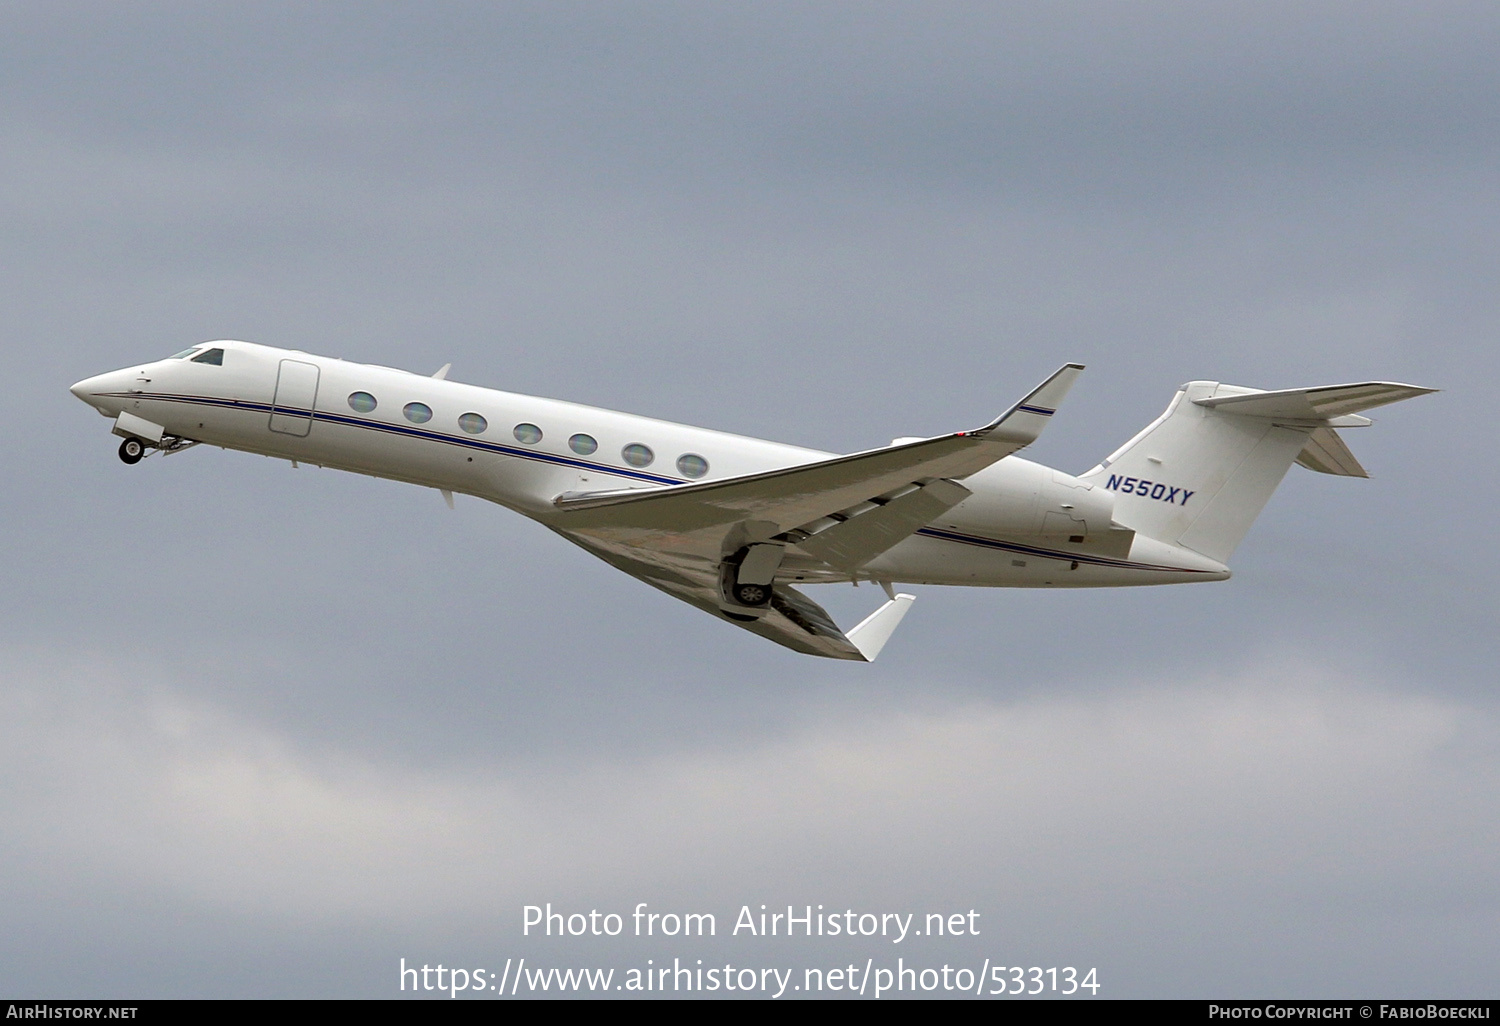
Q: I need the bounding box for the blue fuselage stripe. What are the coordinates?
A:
[911,527,1205,574]
[107,391,683,485]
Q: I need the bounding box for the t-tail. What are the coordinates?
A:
[1079,380,1436,564]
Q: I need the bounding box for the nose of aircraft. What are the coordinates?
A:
[70,373,109,404]
[70,370,130,415]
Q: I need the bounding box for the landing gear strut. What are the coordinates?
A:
[118,437,145,465]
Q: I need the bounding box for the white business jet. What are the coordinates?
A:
[70,341,1433,661]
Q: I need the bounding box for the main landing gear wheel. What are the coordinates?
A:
[118,438,145,465]
[732,582,771,606]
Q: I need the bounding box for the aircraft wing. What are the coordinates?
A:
[548,364,1083,659]
[559,530,914,661]
[554,363,1083,539]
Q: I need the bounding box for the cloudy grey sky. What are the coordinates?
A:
[3,1,1495,998]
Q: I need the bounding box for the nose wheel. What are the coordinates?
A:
[118,437,145,464]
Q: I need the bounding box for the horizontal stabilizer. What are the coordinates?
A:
[1194,381,1436,421]
[1296,427,1368,478]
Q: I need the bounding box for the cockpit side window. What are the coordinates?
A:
[169,347,202,359]
[190,348,225,366]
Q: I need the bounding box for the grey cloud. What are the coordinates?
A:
[2,648,1496,995]
[6,5,1499,194]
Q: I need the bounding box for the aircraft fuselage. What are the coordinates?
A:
[71,340,1227,592]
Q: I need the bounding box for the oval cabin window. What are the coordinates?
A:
[621,443,654,467]
[676,453,709,479]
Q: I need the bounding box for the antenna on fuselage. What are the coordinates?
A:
[432,363,451,379]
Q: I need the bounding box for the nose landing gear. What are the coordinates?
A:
[115,434,197,464]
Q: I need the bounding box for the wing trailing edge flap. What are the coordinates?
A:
[553,363,1084,550]
[791,478,972,570]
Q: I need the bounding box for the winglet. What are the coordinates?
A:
[972,363,1085,445]
[432,363,452,380]
[846,593,916,661]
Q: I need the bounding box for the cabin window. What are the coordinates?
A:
[190,348,224,365]
[458,412,487,434]
[169,347,202,359]
[347,391,377,413]
[676,453,709,479]
[403,402,433,424]
[621,443,654,468]
[569,433,598,456]
[513,423,543,444]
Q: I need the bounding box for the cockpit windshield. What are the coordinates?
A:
[169,347,202,359]
[190,348,224,365]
